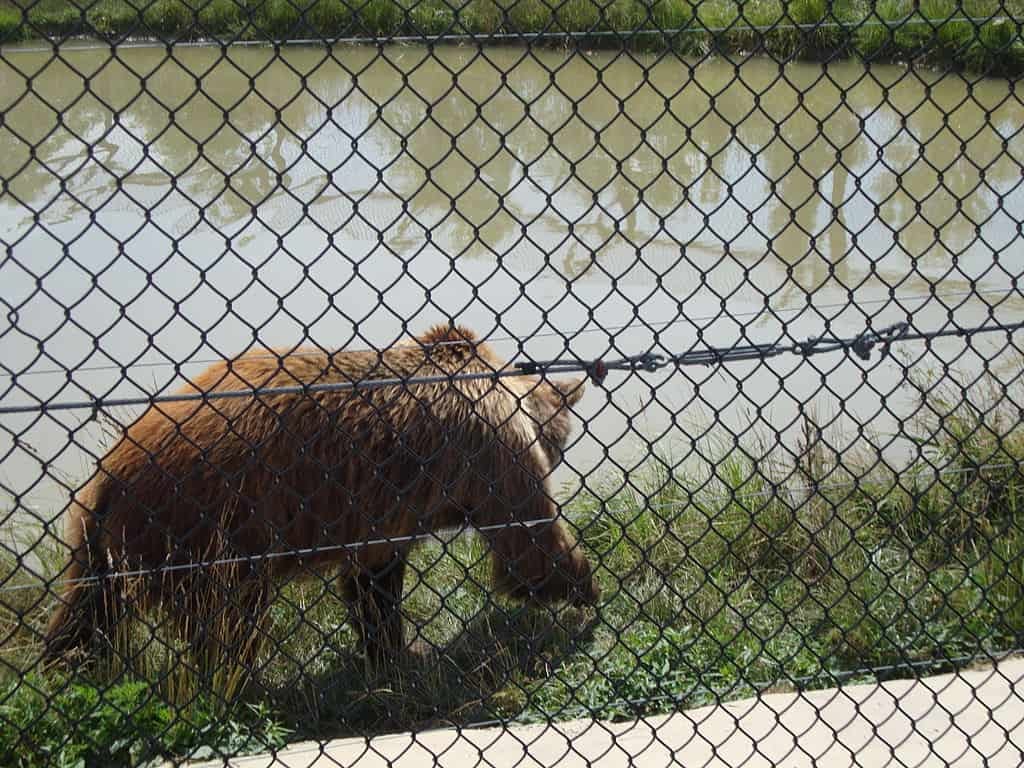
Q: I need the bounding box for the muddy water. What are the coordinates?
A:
[1,43,1022,537]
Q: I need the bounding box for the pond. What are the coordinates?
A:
[1,41,1022,539]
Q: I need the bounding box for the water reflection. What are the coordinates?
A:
[4,48,1021,282]
[1,42,1022,519]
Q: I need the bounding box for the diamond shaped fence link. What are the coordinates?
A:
[1,1,1024,766]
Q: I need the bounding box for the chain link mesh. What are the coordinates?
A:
[1,2,1023,766]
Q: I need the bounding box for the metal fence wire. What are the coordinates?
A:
[1,1,1024,766]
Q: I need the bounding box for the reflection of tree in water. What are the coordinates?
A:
[4,45,1021,296]
[760,66,1022,302]
[2,47,287,234]
[2,47,381,237]
[760,76,871,302]
[0,56,127,231]
[378,51,1022,298]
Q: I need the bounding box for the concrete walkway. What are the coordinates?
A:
[194,657,1024,767]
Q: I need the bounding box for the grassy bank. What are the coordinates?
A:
[0,0,1022,75]
[1,364,1023,765]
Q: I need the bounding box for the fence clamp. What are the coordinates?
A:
[853,322,911,360]
[635,352,665,372]
[587,360,608,385]
[851,331,876,361]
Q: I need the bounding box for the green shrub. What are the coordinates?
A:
[461,0,503,33]
[352,0,403,35]
[196,0,246,35]
[251,0,302,38]
[142,0,195,37]
[25,0,82,35]
[789,0,825,24]
[964,17,1024,72]
[303,0,352,35]
[0,4,22,40]
[408,0,455,34]
[86,0,139,37]
[506,0,553,31]
[602,0,647,33]
[0,677,290,768]
[0,0,1022,73]
[650,0,689,29]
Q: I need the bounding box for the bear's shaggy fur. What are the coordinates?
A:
[42,323,598,663]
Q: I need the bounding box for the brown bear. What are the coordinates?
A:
[42,323,599,665]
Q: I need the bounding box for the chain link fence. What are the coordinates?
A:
[2,0,1024,765]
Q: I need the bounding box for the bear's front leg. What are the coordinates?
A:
[345,551,408,664]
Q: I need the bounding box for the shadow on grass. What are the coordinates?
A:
[260,597,600,741]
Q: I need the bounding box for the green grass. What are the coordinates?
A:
[1,361,1023,762]
[0,676,290,767]
[0,0,1022,75]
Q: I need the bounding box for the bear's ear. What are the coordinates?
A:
[553,376,586,407]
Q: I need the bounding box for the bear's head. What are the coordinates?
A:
[527,376,586,469]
